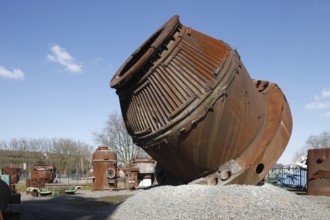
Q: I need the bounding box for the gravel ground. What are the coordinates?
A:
[7,184,330,220]
[110,184,330,220]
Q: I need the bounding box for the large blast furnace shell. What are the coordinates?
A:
[110,15,293,185]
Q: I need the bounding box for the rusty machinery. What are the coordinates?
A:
[123,157,156,190]
[307,148,330,196]
[0,167,21,217]
[26,165,56,188]
[91,146,118,190]
[110,16,293,186]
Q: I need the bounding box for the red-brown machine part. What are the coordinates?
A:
[123,157,156,189]
[1,167,21,205]
[26,165,56,188]
[91,146,118,190]
[2,167,21,185]
[31,165,56,182]
[110,16,292,185]
[122,167,139,190]
[307,148,330,196]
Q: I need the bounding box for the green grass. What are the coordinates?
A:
[14,183,26,192]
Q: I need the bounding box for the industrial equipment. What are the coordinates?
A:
[110,15,292,186]
[26,165,56,188]
[123,157,156,189]
[0,167,21,219]
[91,146,118,190]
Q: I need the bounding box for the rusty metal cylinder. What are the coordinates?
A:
[92,146,118,190]
[110,16,292,185]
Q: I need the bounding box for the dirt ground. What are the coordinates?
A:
[4,190,138,220]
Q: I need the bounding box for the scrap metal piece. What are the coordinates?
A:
[307,148,330,196]
[110,15,292,185]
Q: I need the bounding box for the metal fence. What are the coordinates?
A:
[265,166,307,190]
[19,171,93,185]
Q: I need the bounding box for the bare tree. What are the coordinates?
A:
[306,131,330,149]
[93,112,147,166]
[292,131,330,163]
[0,137,92,174]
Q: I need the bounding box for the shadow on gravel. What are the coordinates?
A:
[7,194,130,220]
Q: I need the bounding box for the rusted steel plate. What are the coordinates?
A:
[110,15,292,185]
[91,146,118,190]
[307,148,330,196]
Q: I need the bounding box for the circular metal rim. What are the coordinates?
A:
[110,15,180,88]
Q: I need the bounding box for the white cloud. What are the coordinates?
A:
[321,88,330,98]
[305,101,330,110]
[0,66,25,80]
[324,112,330,117]
[47,44,82,73]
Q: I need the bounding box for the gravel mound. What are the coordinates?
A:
[110,184,330,220]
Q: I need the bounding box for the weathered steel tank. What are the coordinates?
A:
[91,146,118,190]
[110,15,293,185]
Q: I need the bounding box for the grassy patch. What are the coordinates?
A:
[14,183,26,192]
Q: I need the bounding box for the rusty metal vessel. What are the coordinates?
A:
[110,16,292,185]
[91,146,118,190]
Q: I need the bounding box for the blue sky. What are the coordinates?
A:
[1,0,330,164]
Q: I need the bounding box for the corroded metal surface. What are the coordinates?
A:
[26,165,56,189]
[31,165,56,183]
[307,148,330,196]
[2,167,21,185]
[122,167,139,190]
[110,15,292,185]
[91,146,118,190]
[124,157,156,189]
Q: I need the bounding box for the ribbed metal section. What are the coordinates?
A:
[124,28,230,136]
